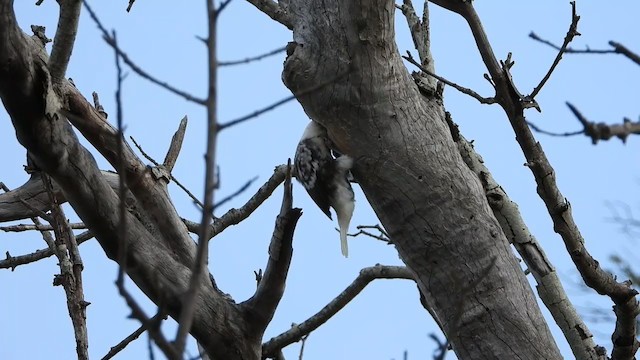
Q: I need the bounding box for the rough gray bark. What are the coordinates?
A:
[0,2,301,359]
[281,0,561,358]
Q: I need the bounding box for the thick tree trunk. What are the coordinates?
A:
[283,1,561,358]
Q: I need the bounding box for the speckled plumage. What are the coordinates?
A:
[294,121,355,257]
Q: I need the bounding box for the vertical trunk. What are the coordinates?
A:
[283,0,561,358]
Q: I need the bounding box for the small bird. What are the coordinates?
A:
[294,121,355,257]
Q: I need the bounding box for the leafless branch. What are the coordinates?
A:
[243,161,302,332]
[402,51,497,104]
[431,1,639,357]
[0,231,93,271]
[163,116,188,171]
[130,135,205,209]
[219,46,286,66]
[566,102,640,144]
[116,277,180,360]
[1,222,86,232]
[298,335,309,360]
[101,317,157,360]
[175,0,219,353]
[218,94,295,130]
[215,0,234,18]
[347,224,392,244]
[210,164,289,239]
[261,265,414,357]
[528,1,580,100]
[213,176,259,210]
[49,0,82,82]
[219,67,353,131]
[245,0,292,29]
[526,120,584,137]
[529,34,640,67]
[126,0,135,12]
[83,1,207,105]
[42,174,89,360]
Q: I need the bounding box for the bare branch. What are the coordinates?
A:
[245,0,292,30]
[83,1,207,105]
[101,313,164,360]
[261,265,414,357]
[566,102,640,144]
[215,0,234,18]
[163,116,188,171]
[243,162,301,332]
[219,66,353,131]
[213,176,259,210]
[210,164,289,239]
[49,0,82,83]
[347,224,392,244]
[0,231,93,271]
[528,1,580,100]
[1,222,86,232]
[175,0,219,353]
[529,34,640,67]
[126,0,136,12]
[402,52,496,104]
[218,94,295,131]
[42,174,89,360]
[526,120,584,137]
[219,46,286,66]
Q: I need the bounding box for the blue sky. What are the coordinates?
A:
[1,1,639,359]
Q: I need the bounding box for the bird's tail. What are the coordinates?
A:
[337,199,354,258]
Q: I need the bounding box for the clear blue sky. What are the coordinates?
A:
[1,1,639,359]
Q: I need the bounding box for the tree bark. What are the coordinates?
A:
[282,0,561,358]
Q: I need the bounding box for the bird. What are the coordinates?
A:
[294,120,355,257]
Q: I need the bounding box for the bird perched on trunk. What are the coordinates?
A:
[294,121,355,257]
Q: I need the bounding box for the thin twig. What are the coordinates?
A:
[101,319,155,360]
[402,52,496,104]
[213,176,258,210]
[215,0,234,18]
[130,135,205,208]
[566,102,640,144]
[126,0,135,12]
[0,231,93,271]
[218,46,286,66]
[529,34,640,67]
[83,1,207,105]
[174,0,219,354]
[528,1,580,100]
[1,222,86,232]
[219,67,353,130]
[218,95,295,130]
[525,121,583,137]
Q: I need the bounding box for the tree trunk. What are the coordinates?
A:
[282,0,561,358]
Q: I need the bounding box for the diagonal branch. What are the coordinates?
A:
[403,52,496,104]
[528,1,580,100]
[243,161,302,333]
[219,46,286,66]
[83,1,206,105]
[49,0,82,83]
[261,265,414,357]
[566,102,640,144]
[245,0,292,30]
